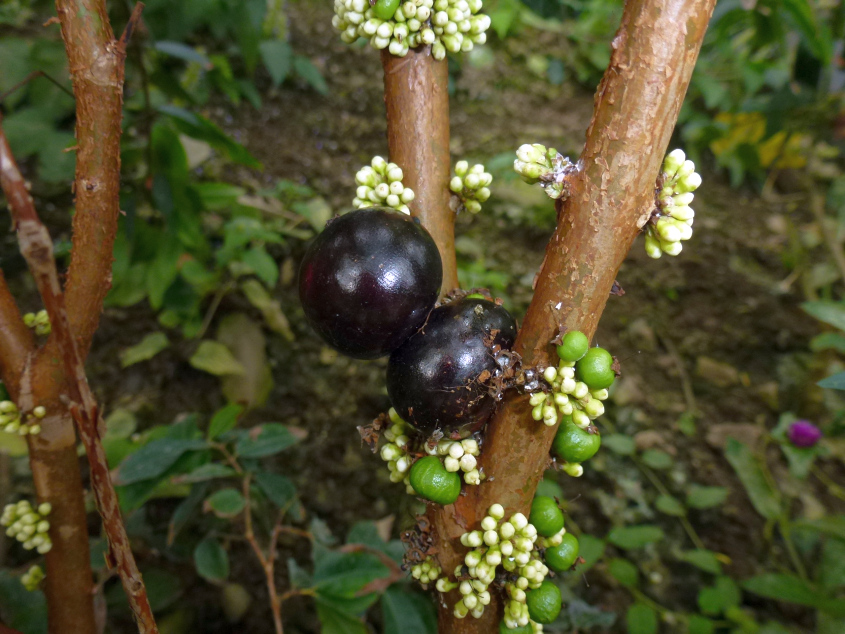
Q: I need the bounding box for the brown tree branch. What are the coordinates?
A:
[382,49,458,295]
[0,271,33,395]
[0,118,158,633]
[429,1,717,630]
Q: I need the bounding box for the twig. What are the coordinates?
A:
[0,271,34,395]
[242,474,285,634]
[655,330,699,416]
[0,70,75,103]
[0,116,159,634]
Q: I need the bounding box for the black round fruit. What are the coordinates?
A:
[298,207,443,359]
[386,297,518,436]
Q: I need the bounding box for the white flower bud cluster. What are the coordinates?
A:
[21,565,45,591]
[447,504,548,622]
[449,160,492,214]
[379,408,416,494]
[425,437,483,485]
[513,144,575,200]
[410,556,442,587]
[23,310,51,336]
[528,363,609,432]
[2,501,52,554]
[644,149,701,259]
[332,0,490,60]
[535,526,566,550]
[1,400,46,436]
[353,156,414,215]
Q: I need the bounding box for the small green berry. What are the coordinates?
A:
[556,330,589,362]
[529,496,564,538]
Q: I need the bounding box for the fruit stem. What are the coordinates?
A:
[382,48,459,296]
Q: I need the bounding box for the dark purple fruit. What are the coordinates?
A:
[386,297,517,436]
[298,207,442,359]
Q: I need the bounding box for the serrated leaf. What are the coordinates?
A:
[120,332,170,368]
[116,438,208,485]
[603,433,636,455]
[607,525,664,550]
[608,558,638,588]
[189,341,246,376]
[687,485,728,510]
[194,538,229,582]
[236,423,299,458]
[382,586,437,634]
[205,488,246,517]
[208,403,244,439]
[724,439,780,519]
[655,494,686,517]
[626,603,657,634]
[679,549,722,574]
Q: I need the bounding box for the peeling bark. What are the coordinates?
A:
[429,1,717,630]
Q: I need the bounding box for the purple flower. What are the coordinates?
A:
[787,420,822,448]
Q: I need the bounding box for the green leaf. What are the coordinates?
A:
[241,278,294,340]
[235,423,299,458]
[818,372,845,390]
[626,603,657,634]
[608,558,639,588]
[741,573,820,608]
[697,576,740,616]
[208,403,244,439]
[688,615,715,634]
[254,471,297,509]
[801,301,845,332]
[260,40,292,87]
[169,483,208,542]
[146,235,183,310]
[809,332,845,354]
[194,537,229,582]
[241,246,279,287]
[313,545,389,598]
[686,485,728,510]
[153,41,212,67]
[724,438,780,519]
[820,538,845,591]
[603,434,636,455]
[793,516,845,541]
[177,463,238,483]
[607,525,664,550]
[189,341,246,376]
[120,332,170,368]
[382,586,437,634]
[0,570,47,634]
[159,105,261,169]
[142,568,184,612]
[780,0,833,65]
[116,438,208,485]
[577,534,605,572]
[194,182,246,210]
[293,55,329,95]
[641,449,673,470]
[679,549,722,574]
[205,488,246,517]
[315,596,369,634]
[655,494,686,517]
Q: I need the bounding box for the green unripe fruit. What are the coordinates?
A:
[528,496,564,538]
[409,456,462,505]
[556,330,589,362]
[526,580,562,624]
[553,422,601,463]
[374,0,401,20]
[575,347,615,390]
[499,621,533,634]
[544,532,579,572]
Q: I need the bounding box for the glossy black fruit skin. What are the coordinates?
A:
[298,207,443,359]
[387,297,518,436]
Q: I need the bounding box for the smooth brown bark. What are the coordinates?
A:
[382,48,459,295]
[430,1,717,630]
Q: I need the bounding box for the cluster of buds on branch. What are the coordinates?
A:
[23,309,51,336]
[449,160,492,214]
[2,500,53,554]
[425,436,483,485]
[1,400,46,436]
[644,149,702,258]
[353,156,415,214]
[513,143,577,200]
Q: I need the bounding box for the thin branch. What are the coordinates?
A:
[429,1,717,630]
[0,117,159,634]
[0,271,34,395]
[382,49,458,294]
